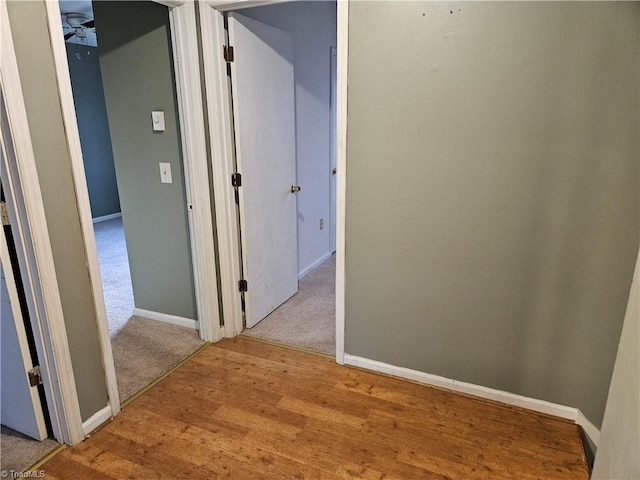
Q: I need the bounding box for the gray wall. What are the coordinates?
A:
[66,44,120,219]
[593,250,640,479]
[93,1,197,320]
[239,2,337,275]
[345,1,639,427]
[7,1,109,421]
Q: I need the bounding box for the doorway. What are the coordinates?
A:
[223,2,338,355]
[56,0,205,403]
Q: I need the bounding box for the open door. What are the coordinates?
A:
[228,12,298,328]
[329,46,337,254]
[0,222,48,441]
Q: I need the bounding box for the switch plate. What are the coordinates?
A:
[151,111,165,132]
[159,162,172,184]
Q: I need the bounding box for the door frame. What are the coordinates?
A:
[1,0,85,445]
[199,0,348,363]
[42,0,224,426]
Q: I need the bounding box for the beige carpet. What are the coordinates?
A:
[0,426,59,474]
[111,316,205,402]
[242,254,335,355]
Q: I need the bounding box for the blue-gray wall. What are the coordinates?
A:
[66,44,120,219]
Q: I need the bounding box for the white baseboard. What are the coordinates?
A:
[576,410,600,447]
[133,308,198,330]
[343,353,600,447]
[82,405,112,436]
[92,212,122,224]
[298,252,332,279]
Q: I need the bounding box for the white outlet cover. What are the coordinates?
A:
[159,162,172,184]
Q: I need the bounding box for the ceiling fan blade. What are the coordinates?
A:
[64,32,76,40]
[82,20,94,28]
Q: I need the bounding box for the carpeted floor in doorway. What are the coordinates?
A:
[111,316,205,402]
[242,254,335,355]
[93,217,134,337]
[0,426,59,474]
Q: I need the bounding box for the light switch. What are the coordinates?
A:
[151,111,165,132]
[159,162,172,184]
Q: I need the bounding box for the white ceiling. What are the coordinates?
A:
[59,0,97,47]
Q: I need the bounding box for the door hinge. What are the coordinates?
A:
[1,202,9,226]
[238,279,248,292]
[231,173,242,187]
[28,366,43,387]
[224,45,235,63]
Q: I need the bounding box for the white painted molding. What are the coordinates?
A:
[344,354,577,420]
[334,0,348,365]
[205,0,291,12]
[166,0,222,343]
[298,252,332,280]
[43,0,121,422]
[1,1,85,446]
[343,353,601,448]
[92,212,122,224]
[576,410,600,447]
[82,405,112,436]
[199,1,247,338]
[133,308,199,331]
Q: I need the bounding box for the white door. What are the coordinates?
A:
[0,224,48,441]
[228,13,298,328]
[329,46,337,254]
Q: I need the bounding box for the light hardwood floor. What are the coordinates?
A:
[41,337,589,479]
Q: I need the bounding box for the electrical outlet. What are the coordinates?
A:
[320,218,324,230]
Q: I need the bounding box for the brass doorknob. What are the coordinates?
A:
[291,185,301,193]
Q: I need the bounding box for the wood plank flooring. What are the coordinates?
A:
[41,337,589,479]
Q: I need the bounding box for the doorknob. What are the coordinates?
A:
[291,185,301,193]
[332,168,337,175]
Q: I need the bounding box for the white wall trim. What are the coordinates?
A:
[199,1,248,339]
[133,308,199,331]
[344,353,601,447]
[0,1,85,445]
[343,354,577,420]
[298,252,332,280]
[82,405,112,436]
[576,409,600,447]
[206,0,291,13]
[165,0,222,343]
[92,212,122,224]
[334,0,348,365]
[44,0,121,423]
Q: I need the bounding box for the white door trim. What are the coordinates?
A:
[198,0,348,363]
[42,0,224,430]
[0,0,85,445]
[335,0,348,365]
[43,1,120,420]
[198,1,245,339]
[162,1,224,343]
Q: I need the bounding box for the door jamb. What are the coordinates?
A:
[0,0,85,445]
[42,0,224,428]
[198,0,348,363]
